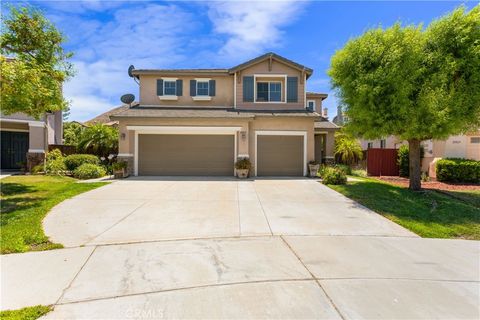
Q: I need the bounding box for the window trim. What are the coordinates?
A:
[196,80,209,96]
[307,100,316,111]
[253,74,287,104]
[162,78,177,96]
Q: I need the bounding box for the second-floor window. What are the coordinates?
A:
[164,81,176,95]
[256,81,282,102]
[197,81,209,96]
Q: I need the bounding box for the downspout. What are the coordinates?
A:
[234,72,237,109]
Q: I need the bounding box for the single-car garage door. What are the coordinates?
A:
[257,135,304,176]
[138,134,234,176]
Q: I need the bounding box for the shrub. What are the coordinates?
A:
[45,149,67,176]
[31,164,45,175]
[436,158,480,183]
[235,158,251,170]
[112,161,128,171]
[73,163,106,180]
[64,154,99,171]
[335,164,352,175]
[397,144,425,177]
[322,167,347,185]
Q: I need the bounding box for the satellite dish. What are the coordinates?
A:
[120,94,135,105]
[128,65,135,77]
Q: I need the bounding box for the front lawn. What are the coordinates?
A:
[327,177,480,240]
[0,175,107,254]
[0,305,52,320]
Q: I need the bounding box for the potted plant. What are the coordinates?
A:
[308,160,321,177]
[112,161,128,179]
[235,158,251,179]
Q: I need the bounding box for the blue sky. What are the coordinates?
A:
[3,0,477,121]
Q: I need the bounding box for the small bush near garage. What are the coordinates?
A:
[73,163,106,180]
[322,167,347,185]
[64,154,100,171]
[436,158,480,183]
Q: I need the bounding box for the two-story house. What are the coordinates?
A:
[110,53,337,176]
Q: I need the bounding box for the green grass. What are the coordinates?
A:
[0,305,52,320]
[327,177,480,240]
[437,189,480,208]
[1,175,107,254]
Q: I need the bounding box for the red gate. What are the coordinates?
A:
[367,148,399,176]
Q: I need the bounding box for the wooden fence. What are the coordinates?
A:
[367,148,399,176]
[48,144,77,155]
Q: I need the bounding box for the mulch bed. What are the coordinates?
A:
[375,176,479,191]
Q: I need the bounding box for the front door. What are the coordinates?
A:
[1,131,29,169]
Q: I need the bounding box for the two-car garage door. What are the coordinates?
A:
[136,133,305,176]
[138,134,234,176]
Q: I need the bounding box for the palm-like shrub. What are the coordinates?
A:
[334,131,363,165]
[77,124,118,157]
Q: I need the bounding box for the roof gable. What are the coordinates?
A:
[228,52,313,78]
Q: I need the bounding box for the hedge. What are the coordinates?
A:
[64,154,100,171]
[73,163,106,180]
[436,158,480,183]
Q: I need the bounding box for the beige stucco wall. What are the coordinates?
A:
[29,126,46,151]
[466,135,480,160]
[359,135,404,150]
[118,116,316,176]
[139,75,234,107]
[306,96,323,114]
[236,60,305,110]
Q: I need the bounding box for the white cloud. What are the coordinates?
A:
[207,1,306,62]
[56,3,197,121]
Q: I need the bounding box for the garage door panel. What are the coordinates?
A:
[138,135,234,176]
[257,135,303,176]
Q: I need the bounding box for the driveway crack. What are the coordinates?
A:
[280,236,347,320]
[252,182,273,236]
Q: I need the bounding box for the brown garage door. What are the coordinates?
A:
[138,134,234,176]
[257,135,304,176]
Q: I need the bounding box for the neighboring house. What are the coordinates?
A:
[0,111,63,170]
[85,105,130,127]
[109,52,338,176]
[359,131,480,173]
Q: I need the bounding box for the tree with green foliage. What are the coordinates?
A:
[63,121,84,146]
[334,130,363,165]
[78,124,118,157]
[329,6,480,190]
[0,6,73,118]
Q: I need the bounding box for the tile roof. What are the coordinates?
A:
[85,104,131,125]
[314,120,340,129]
[110,106,321,119]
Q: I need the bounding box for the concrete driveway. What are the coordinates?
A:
[1,178,478,319]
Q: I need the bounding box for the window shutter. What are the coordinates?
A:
[157,79,164,96]
[287,77,298,102]
[209,80,216,96]
[190,80,197,96]
[176,80,183,96]
[243,76,254,102]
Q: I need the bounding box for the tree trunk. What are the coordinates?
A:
[408,139,422,191]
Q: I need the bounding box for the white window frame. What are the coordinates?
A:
[254,130,307,176]
[380,139,386,149]
[307,100,316,110]
[196,80,209,96]
[253,74,287,104]
[163,80,177,96]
